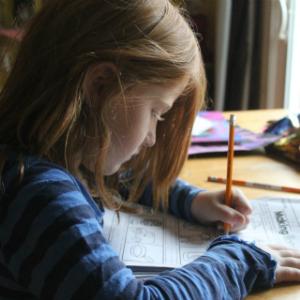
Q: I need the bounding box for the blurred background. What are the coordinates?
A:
[0,0,299,112]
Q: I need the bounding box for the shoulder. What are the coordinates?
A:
[24,155,79,187]
[22,156,104,216]
[0,154,102,224]
[2,153,80,195]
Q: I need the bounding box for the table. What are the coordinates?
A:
[180,109,300,299]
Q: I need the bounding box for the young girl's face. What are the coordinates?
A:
[103,78,188,175]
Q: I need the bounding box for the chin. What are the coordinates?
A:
[104,163,121,176]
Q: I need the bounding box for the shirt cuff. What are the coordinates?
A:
[208,235,277,291]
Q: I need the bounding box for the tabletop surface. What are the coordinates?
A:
[180,109,300,299]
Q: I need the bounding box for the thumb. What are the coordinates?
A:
[217,205,246,227]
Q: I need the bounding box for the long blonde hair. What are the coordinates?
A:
[0,0,206,210]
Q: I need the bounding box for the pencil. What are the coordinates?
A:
[207,176,300,194]
[224,114,236,234]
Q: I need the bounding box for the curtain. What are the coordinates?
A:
[224,0,263,110]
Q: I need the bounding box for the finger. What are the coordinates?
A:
[279,250,300,259]
[217,205,247,227]
[267,244,287,250]
[216,216,249,232]
[260,244,300,261]
[280,257,300,268]
[276,266,300,283]
[231,189,252,215]
[231,215,250,232]
[268,244,298,251]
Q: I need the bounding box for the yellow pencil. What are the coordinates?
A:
[224,115,236,234]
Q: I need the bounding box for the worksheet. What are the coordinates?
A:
[239,197,300,248]
[103,197,300,272]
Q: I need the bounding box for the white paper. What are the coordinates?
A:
[239,197,300,248]
[103,197,300,270]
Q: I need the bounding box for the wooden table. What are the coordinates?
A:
[180,109,300,299]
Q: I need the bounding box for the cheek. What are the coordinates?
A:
[111,112,149,149]
[125,115,150,148]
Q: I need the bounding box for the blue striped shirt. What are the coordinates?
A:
[0,154,276,299]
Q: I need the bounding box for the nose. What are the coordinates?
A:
[144,129,156,148]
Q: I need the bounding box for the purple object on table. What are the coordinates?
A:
[189,112,280,155]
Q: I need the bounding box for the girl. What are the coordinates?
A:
[0,0,299,299]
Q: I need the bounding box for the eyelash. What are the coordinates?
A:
[152,111,165,122]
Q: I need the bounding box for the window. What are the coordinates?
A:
[285,0,300,111]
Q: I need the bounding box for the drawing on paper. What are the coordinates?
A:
[129,244,154,263]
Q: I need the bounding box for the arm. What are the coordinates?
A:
[144,236,276,299]
[138,179,203,221]
[1,173,276,300]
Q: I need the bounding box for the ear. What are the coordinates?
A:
[83,62,119,98]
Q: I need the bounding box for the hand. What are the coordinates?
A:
[190,189,252,232]
[258,244,300,283]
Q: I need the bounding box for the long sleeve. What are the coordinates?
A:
[142,236,276,299]
[0,157,276,300]
[138,179,203,222]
